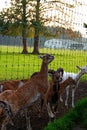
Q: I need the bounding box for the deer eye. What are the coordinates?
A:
[83,69,85,71]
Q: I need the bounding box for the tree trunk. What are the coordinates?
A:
[32,0,40,54]
[32,35,39,54]
[22,0,28,54]
[22,38,28,54]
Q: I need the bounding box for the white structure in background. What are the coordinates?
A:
[44,39,87,50]
[83,45,87,50]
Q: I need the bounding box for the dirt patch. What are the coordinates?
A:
[2,81,87,130]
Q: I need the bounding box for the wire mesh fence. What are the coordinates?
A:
[0,0,87,81]
[0,35,87,81]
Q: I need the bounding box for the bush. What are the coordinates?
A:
[43,97,87,130]
[74,97,87,127]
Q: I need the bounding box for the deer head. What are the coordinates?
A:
[48,68,64,82]
[76,65,87,74]
[39,54,54,64]
[57,68,64,82]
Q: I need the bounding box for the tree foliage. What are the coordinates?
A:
[84,23,87,28]
[0,0,83,54]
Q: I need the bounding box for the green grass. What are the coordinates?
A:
[44,97,87,130]
[0,45,87,81]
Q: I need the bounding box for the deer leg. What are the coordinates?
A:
[44,93,55,120]
[72,88,76,108]
[38,99,44,118]
[25,109,32,130]
[1,125,6,130]
[60,95,63,102]
[46,102,56,123]
[43,97,55,119]
[1,120,7,130]
[65,86,70,106]
[46,102,55,119]
[1,116,12,130]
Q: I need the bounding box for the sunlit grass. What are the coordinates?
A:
[0,45,87,81]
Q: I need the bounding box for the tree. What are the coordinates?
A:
[0,0,30,54]
[21,0,28,53]
[11,0,30,54]
[30,0,41,54]
[0,0,83,54]
[84,23,87,28]
[0,9,11,34]
[29,0,82,54]
[29,0,50,54]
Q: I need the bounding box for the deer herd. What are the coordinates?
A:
[0,54,87,130]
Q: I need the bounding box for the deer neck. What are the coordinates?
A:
[75,71,84,82]
[39,61,48,78]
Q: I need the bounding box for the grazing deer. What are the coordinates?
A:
[60,65,87,107]
[0,54,54,130]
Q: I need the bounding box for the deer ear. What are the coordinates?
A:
[38,55,43,59]
[76,65,81,70]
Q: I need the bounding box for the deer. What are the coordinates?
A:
[28,68,64,117]
[47,69,63,114]
[38,68,76,117]
[59,65,87,107]
[0,54,55,130]
[0,69,63,124]
[0,72,44,93]
[0,79,29,93]
[45,71,76,115]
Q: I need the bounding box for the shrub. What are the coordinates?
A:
[43,97,87,130]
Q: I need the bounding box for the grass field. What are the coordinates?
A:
[0,45,87,81]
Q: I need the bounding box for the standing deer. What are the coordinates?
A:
[0,54,54,130]
[30,68,64,117]
[47,75,76,114]
[60,65,87,107]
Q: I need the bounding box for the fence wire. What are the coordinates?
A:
[0,0,87,81]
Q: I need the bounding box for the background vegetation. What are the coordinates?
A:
[0,0,83,54]
[0,0,87,81]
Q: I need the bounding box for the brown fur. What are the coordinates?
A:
[0,54,54,129]
[58,77,76,96]
[0,79,29,92]
[46,76,76,114]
